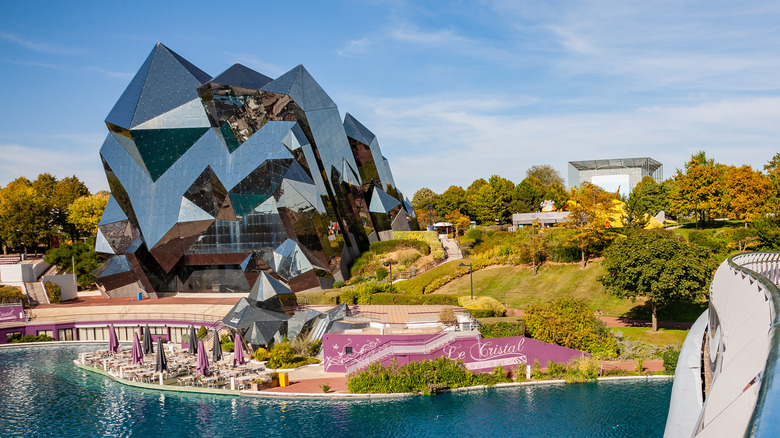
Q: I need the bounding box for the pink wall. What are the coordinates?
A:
[323,332,586,373]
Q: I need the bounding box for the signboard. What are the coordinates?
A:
[323,333,585,373]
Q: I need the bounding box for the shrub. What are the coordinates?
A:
[220,334,232,344]
[333,280,347,289]
[0,286,26,305]
[635,358,644,373]
[394,231,444,259]
[254,347,271,361]
[480,321,524,338]
[338,281,391,305]
[368,293,459,305]
[197,325,207,340]
[459,296,506,318]
[320,383,331,393]
[566,356,600,383]
[290,338,322,357]
[267,342,296,368]
[375,266,389,281]
[347,357,511,395]
[221,342,234,352]
[524,297,618,358]
[662,348,680,374]
[10,334,55,343]
[45,281,61,304]
[439,307,456,325]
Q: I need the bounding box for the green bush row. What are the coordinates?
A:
[9,334,55,344]
[394,231,445,259]
[0,286,26,305]
[45,282,61,304]
[480,321,525,338]
[524,297,618,358]
[368,293,459,305]
[347,357,511,395]
[369,239,430,255]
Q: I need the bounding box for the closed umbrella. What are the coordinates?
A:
[233,333,246,366]
[188,325,198,354]
[108,325,119,355]
[212,329,222,363]
[196,340,209,376]
[143,325,153,355]
[131,333,143,365]
[155,337,167,372]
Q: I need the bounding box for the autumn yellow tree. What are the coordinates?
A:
[67,193,109,237]
[722,165,771,224]
[444,210,471,235]
[564,182,618,268]
[669,152,723,228]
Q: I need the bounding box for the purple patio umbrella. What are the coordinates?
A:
[233,333,246,366]
[131,333,143,365]
[196,339,209,376]
[108,325,119,355]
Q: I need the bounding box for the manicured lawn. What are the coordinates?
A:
[432,261,645,317]
[610,326,689,348]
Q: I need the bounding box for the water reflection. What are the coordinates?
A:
[0,345,671,438]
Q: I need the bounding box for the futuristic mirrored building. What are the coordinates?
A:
[93,43,415,298]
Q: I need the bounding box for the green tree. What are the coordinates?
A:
[67,194,109,237]
[599,230,714,331]
[411,187,439,227]
[487,175,514,222]
[44,242,101,289]
[52,176,90,240]
[543,182,570,211]
[764,153,780,212]
[625,176,670,228]
[464,178,487,219]
[0,178,51,254]
[564,182,617,268]
[526,164,565,188]
[436,185,468,216]
[469,183,503,224]
[511,176,546,213]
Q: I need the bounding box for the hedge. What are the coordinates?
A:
[394,231,445,259]
[0,286,26,305]
[480,321,525,338]
[368,293,459,305]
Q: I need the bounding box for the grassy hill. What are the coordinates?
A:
[430,261,643,317]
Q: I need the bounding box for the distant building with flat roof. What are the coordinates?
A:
[568,157,662,197]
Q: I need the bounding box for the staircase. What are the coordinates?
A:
[24,282,48,305]
[343,329,479,374]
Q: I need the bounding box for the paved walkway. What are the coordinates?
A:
[440,237,462,260]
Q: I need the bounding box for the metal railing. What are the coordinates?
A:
[24,311,223,326]
[729,253,780,437]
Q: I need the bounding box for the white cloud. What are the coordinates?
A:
[338,38,373,57]
[223,52,286,78]
[342,92,780,195]
[0,32,83,55]
[0,136,108,193]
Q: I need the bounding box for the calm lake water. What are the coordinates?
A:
[0,344,672,437]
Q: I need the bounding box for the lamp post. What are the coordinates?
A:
[15,228,22,262]
[459,262,473,300]
[383,260,392,293]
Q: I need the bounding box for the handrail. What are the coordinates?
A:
[21,312,223,326]
[731,252,780,437]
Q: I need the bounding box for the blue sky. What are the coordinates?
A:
[1,1,779,198]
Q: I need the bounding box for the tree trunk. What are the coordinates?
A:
[651,302,658,332]
[581,248,587,268]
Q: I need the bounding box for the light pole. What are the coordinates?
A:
[383,260,392,293]
[459,262,473,300]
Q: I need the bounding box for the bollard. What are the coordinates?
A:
[102,360,107,371]
[526,364,531,380]
[231,377,236,391]
[160,373,164,386]
[119,367,123,379]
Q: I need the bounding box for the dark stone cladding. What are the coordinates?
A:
[93,43,415,297]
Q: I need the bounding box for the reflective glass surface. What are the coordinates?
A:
[96,44,414,295]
